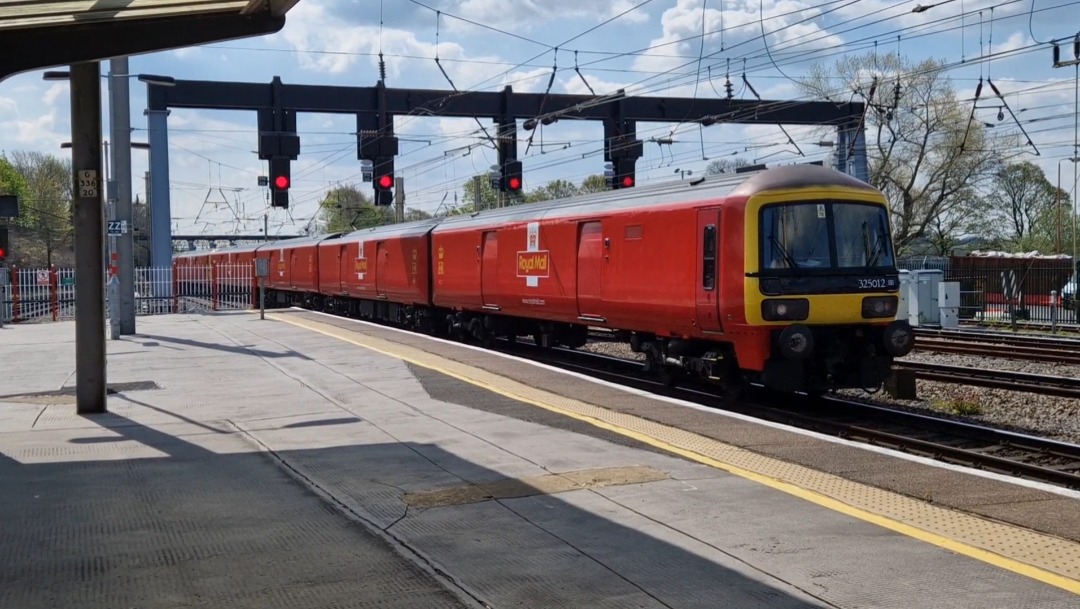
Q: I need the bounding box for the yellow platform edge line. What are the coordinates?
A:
[268,313,1080,596]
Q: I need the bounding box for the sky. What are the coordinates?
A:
[0,0,1078,237]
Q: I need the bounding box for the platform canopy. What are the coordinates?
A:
[0,0,300,81]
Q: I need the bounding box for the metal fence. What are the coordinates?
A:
[1,264,254,324]
[898,263,1077,325]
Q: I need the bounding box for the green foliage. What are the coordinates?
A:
[0,156,28,200]
[578,174,609,194]
[526,178,579,203]
[933,388,983,416]
[5,150,73,266]
[403,208,434,222]
[462,174,498,212]
[987,161,1066,251]
[318,185,391,232]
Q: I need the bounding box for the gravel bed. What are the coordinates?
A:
[579,340,1080,444]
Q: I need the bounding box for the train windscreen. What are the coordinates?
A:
[761,202,894,271]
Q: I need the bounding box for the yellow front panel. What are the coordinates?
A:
[742,186,894,326]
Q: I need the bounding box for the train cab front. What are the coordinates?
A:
[746,194,913,394]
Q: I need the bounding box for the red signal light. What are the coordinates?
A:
[273,175,290,189]
[621,176,634,188]
[507,176,522,191]
[376,174,394,190]
[0,247,5,260]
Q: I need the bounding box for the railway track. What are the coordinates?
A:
[895,361,1080,399]
[912,336,1080,364]
[504,344,1080,490]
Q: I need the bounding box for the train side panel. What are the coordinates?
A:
[373,232,432,304]
[317,239,345,296]
[482,218,578,321]
[431,226,484,311]
[289,244,320,293]
[594,205,699,337]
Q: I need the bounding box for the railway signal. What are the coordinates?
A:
[374,171,394,206]
[0,225,8,263]
[269,157,291,208]
[502,160,523,192]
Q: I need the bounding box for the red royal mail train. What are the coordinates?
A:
[175,164,915,396]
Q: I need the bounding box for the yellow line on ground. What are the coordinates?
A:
[269,312,1080,596]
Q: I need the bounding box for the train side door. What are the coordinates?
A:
[375,241,389,297]
[336,244,348,293]
[695,209,722,333]
[576,221,604,319]
[481,231,499,307]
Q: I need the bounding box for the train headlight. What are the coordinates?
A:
[861,296,898,319]
[761,298,809,321]
[778,324,814,359]
[882,320,915,356]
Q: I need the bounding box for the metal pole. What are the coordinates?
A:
[110,57,136,334]
[1058,162,1063,254]
[145,103,172,297]
[394,176,405,223]
[259,278,265,320]
[1073,63,1079,322]
[70,62,107,414]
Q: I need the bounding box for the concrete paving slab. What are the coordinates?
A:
[0,411,472,609]
[3,312,1079,609]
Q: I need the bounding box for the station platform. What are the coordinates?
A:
[1,309,1079,608]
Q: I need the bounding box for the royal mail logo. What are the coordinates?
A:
[516,251,550,278]
[355,242,367,280]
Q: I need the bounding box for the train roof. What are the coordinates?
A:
[434,164,875,231]
[322,218,441,244]
[254,233,340,250]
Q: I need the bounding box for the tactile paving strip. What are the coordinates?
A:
[272,312,1080,593]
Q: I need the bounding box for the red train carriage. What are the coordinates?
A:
[259,235,326,302]
[430,165,912,394]
[315,220,438,326]
[175,164,913,396]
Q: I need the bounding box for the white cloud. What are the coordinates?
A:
[629,0,849,97]
[992,31,1032,56]
[43,83,66,107]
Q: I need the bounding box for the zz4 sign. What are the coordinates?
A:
[107,220,128,236]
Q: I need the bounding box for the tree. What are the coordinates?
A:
[462,174,498,212]
[6,151,73,266]
[403,208,434,222]
[705,157,751,175]
[800,52,1002,255]
[0,156,27,200]
[987,161,1059,249]
[579,174,609,194]
[526,179,579,203]
[318,185,390,232]
[922,187,998,255]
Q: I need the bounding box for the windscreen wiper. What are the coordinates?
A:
[769,234,799,269]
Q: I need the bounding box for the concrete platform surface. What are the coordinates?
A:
[0,311,1076,608]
